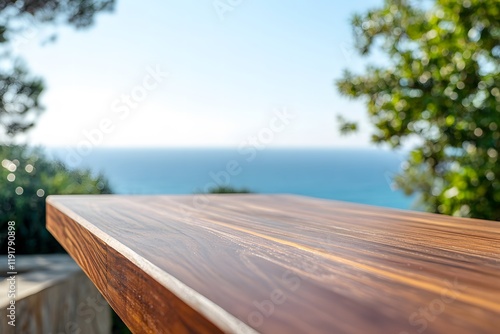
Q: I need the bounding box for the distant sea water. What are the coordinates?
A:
[48,148,416,210]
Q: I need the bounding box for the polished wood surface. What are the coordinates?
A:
[46,194,500,334]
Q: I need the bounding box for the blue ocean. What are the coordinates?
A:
[49,148,416,210]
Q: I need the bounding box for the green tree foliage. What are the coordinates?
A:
[206,185,253,194]
[0,0,115,138]
[337,0,500,220]
[0,145,111,254]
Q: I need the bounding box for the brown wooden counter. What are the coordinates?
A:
[46,194,500,333]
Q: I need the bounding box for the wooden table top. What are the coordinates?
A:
[46,194,500,334]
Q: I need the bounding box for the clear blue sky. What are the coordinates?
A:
[19,0,385,148]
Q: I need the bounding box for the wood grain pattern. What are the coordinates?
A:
[46,203,225,334]
[46,194,500,334]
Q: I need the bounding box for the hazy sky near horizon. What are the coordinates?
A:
[19,0,385,148]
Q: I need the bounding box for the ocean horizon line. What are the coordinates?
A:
[42,146,410,152]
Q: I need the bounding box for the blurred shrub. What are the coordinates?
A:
[337,0,500,220]
[0,145,111,254]
[206,185,252,194]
